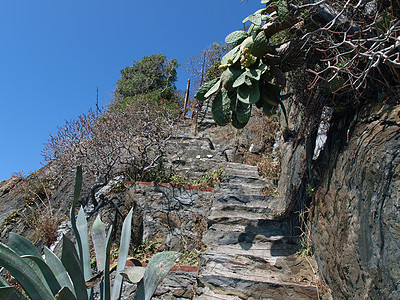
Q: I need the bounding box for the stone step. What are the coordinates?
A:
[207,214,292,235]
[203,232,299,258]
[213,192,274,206]
[195,286,241,300]
[201,251,316,283]
[199,252,318,299]
[208,203,275,220]
[199,273,318,300]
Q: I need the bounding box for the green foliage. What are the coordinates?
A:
[0,167,180,300]
[297,241,312,257]
[114,53,178,103]
[306,183,316,198]
[111,180,126,194]
[195,0,292,129]
[3,210,20,227]
[168,168,226,187]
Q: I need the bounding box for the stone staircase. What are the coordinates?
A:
[158,113,323,299]
[195,163,320,299]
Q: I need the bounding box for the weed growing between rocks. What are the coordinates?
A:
[132,240,163,263]
[3,210,20,228]
[165,168,226,187]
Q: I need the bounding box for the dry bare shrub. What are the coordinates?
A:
[26,209,63,246]
[42,97,177,205]
[257,153,281,183]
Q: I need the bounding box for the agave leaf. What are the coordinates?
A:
[76,207,92,282]
[103,226,113,300]
[220,45,240,65]
[225,30,248,46]
[261,0,272,3]
[0,242,54,300]
[22,255,62,296]
[0,286,27,299]
[70,167,83,268]
[211,91,231,126]
[9,232,41,258]
[204,79,221,99]
[120,266,146,284]
[134,251,181,300]
[55,287,77,300]
[44,247,75,296]
[92,215,107,271]
[195,78,219,101]
[61,236,88,300]
[111,208,133,300]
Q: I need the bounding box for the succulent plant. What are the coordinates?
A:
[196,0,290,128]
[0,167,180,300]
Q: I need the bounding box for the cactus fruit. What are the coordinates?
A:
[195,78,219,101]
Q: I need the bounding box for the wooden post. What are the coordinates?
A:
[182,79,190,117]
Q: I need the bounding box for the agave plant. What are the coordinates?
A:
[196,0,291,129]
[0,166,180,300]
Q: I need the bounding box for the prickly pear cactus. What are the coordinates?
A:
[195,0,290,129]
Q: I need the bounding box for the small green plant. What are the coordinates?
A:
[169,168,226,187]
[110,180,126,193]
[306,183,316,197]
[132,241,161,263]
[3,210,20,227]
[177,250,200,266]
[297,240,312,257]
[0,166,181,300]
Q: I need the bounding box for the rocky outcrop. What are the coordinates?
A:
[278,102,400,299]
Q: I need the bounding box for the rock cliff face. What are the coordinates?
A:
[278,102,400,299]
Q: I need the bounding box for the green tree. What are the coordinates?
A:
[114,53,178,103]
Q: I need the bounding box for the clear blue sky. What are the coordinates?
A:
[0,0,262,181]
